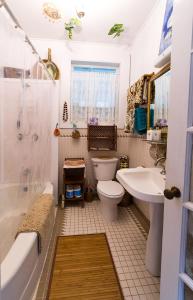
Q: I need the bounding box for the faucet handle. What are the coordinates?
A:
[160,166,166,175]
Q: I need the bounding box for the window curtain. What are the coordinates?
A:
[70,66,119,125]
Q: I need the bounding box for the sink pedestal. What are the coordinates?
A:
[116,167,165,277]
[145,203,164,276]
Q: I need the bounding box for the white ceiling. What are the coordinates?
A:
[6,0,157,45]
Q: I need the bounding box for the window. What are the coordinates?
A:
[70,63,119,126]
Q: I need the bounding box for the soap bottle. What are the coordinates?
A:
[153,127,161,141]
[147,128,153,141]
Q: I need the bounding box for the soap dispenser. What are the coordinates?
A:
[147,128,153,141]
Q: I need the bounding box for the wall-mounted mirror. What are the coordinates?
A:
[147,63,171,130]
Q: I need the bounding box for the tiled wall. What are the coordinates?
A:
[59,129,130,192]
[127,138,155,220]
[59,129,154,220]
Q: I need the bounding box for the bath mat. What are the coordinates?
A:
[47,233,123,300]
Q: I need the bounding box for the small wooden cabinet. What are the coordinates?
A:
[87,125,117,151]
[62,158,85,208]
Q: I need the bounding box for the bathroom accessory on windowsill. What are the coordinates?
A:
[89,117,98,125]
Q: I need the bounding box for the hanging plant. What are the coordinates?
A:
[108,24,124,38]
[65,17,81,39]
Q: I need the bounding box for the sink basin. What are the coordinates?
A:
[116,167,165,203]
[116,167,166,276]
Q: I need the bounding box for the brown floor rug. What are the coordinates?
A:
[47,233,124,300]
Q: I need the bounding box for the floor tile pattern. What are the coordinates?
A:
[60,201,160,300]
[36,201,160,300]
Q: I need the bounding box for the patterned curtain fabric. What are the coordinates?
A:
[70,66,119,125]
[125,75,149,133]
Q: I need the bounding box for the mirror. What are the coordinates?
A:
[147,63,171,129]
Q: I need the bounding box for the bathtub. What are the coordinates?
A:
[0,182,55,300]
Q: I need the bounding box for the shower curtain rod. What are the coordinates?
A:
[0,0,55,83]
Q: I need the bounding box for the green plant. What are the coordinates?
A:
[65,17,81,39]
[108,24,124,38]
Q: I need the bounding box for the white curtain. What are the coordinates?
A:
[70,66,119,125]
[154,70,170,125]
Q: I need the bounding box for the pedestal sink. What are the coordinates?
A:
[116,167,165,276]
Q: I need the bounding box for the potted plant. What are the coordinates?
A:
[108,24,124,38]
[65,17,81,39]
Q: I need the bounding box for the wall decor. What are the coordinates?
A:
[43,2,62,22]
[42,48,60,80]
[54,123,60,136]
[159,0,173,55]
[63,101,68,122]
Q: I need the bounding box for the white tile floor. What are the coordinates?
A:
[60,200,160,300]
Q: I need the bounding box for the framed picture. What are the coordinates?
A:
[159,0,173,55]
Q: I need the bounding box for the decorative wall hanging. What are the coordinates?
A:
[43,2,62,22]
[159,0,173,55]
[63,101,68,122]
[54,123,60,136]
[108,24,124,38]
[71,123,80,139]
[42,48,60,80]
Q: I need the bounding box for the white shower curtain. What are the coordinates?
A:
[70,66,119,125]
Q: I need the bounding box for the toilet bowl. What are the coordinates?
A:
[91,157,125,222]
[97,180,125,221]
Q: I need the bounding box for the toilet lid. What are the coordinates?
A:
[97,181,124,197]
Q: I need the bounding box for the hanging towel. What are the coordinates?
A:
[125,75,150,133]
[134,107,147,134]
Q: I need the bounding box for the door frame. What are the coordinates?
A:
[160,0,193,299]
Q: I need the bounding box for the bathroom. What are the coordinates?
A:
[0,0,193,299]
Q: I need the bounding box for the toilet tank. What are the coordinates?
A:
[91,157,118,181]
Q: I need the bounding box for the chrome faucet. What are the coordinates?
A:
[154,157,166,175]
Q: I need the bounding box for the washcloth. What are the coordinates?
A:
[16,193,53,254]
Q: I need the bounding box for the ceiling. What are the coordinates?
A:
[6,0,157,45]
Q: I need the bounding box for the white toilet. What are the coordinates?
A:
[91,157,125,222]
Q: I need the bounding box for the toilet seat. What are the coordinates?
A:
[97,181,124,198]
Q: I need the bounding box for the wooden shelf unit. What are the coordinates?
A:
[62,158,85,208]
[87,125,117,151]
